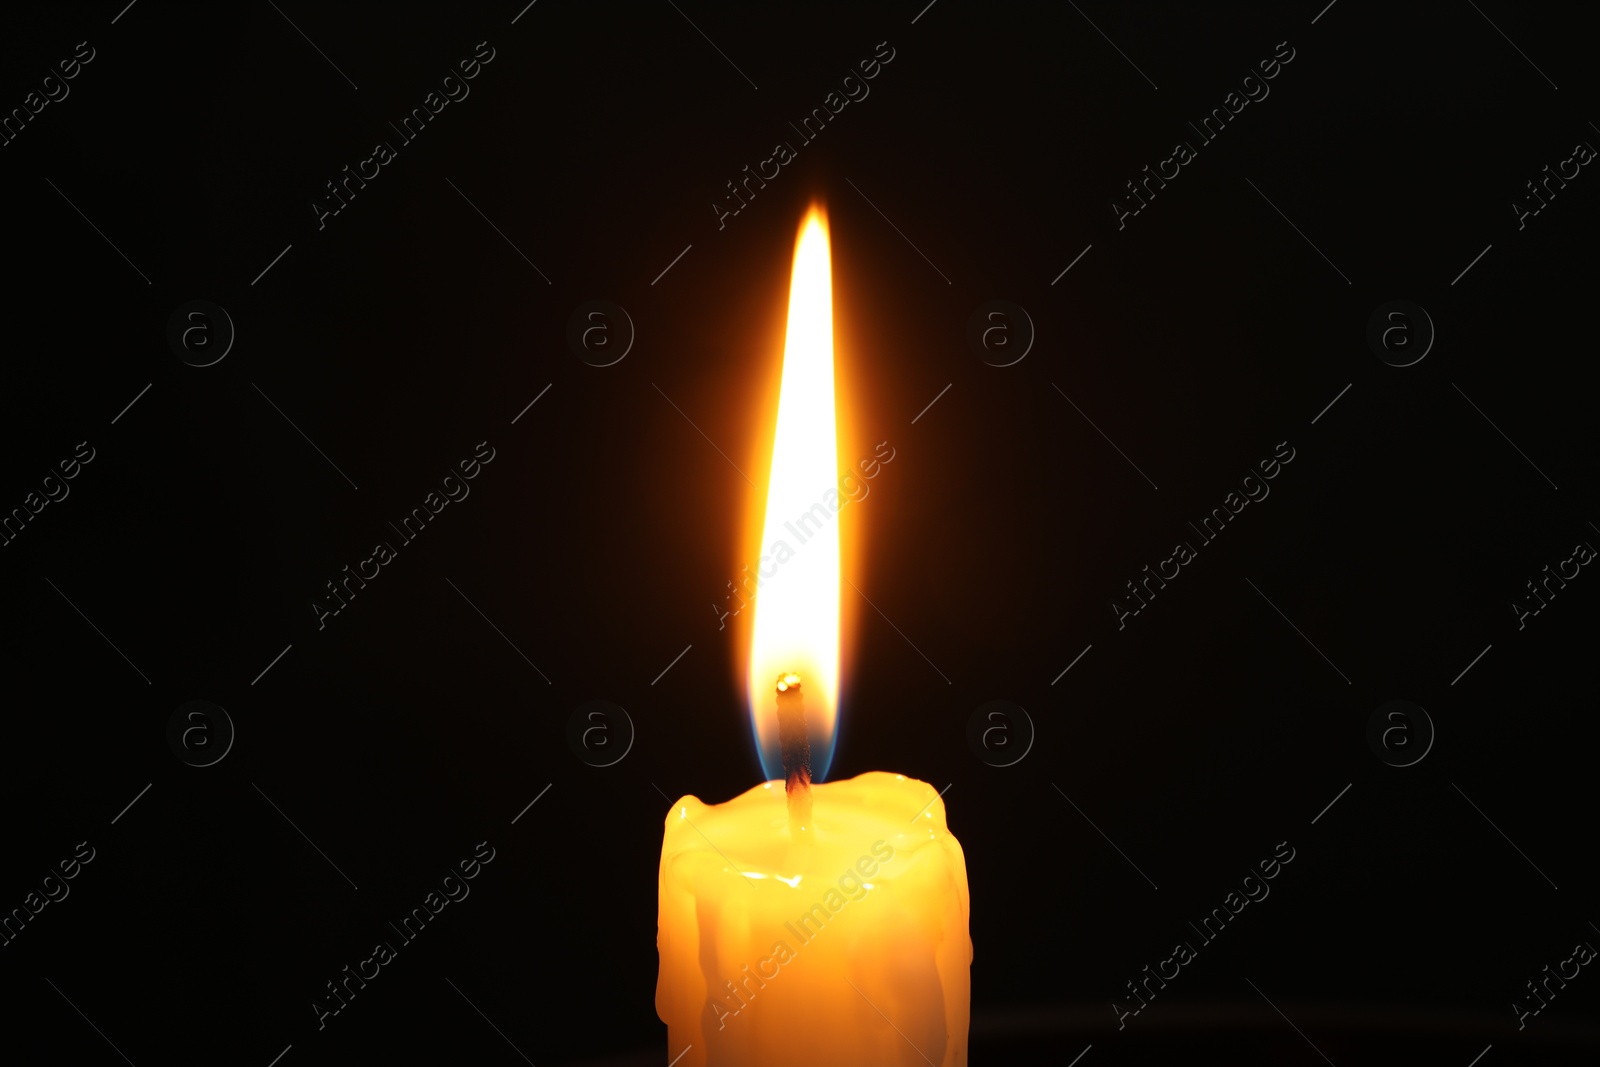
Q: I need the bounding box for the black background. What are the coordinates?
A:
[2,1,1596,1064]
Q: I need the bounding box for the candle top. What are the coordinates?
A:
[660,771,957,883]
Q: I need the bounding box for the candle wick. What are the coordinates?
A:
[775,672,813,840]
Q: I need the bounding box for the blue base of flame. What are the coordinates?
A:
[755,722,837,784]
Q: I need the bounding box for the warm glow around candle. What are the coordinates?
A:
[747,207,841,779]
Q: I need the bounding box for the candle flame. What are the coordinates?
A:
[747,207,841,781]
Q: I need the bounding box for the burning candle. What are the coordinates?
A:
[656,209,972,1065]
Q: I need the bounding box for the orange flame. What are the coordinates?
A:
[746,207,842,780]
